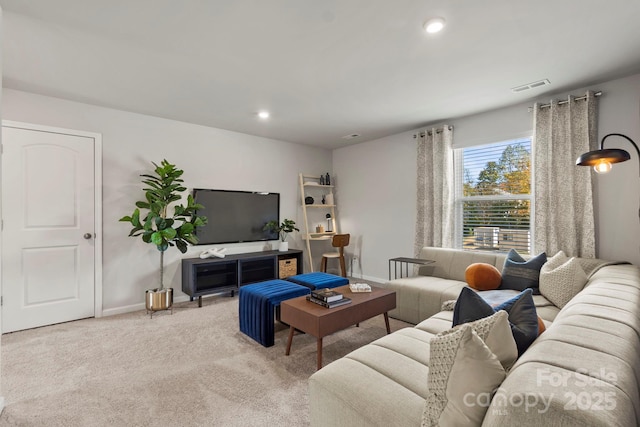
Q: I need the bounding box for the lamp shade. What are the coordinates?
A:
[576,133,639,175]
[576,148,631,167]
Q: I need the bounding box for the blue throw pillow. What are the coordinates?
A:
[452,287,494,324]
[453,287,538,356]
[500,249,547,294]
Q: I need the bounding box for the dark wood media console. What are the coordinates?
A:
[182,249,303,307]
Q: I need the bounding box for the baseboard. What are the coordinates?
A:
[102,294,192,317]
[349,274,386,284]
[101,276,388,317]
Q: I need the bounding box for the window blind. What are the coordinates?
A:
[455,138,532,254]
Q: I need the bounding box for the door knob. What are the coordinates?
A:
[84,233,93,239]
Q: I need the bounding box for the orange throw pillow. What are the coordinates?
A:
[538,316,546,335]
[465,263,502,291]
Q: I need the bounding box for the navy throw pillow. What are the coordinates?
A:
[452,287,494,325]
[453,287,539,356]
[500,249,547,294]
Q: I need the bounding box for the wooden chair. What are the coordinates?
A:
[320,234,350,277]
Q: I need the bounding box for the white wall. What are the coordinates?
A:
[2,89,332,313]
[332,130,417,282]
[593,73,640,264]
[335,72,640,282]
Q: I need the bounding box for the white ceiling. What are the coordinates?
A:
[2,1,640,149]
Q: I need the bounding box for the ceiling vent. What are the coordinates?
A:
[341,133,361,140]
[511,79,551,93]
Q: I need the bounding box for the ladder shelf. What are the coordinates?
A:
[299,173,338,270]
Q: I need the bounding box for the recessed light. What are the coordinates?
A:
[424,17,445,34]
[258,111,270,119]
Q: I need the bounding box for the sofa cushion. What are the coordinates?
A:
[465,262,502,290]
[453,287,539,356]
[500,249,546,294]
[416,310,454,335]
[417,247,507,280]
[422,325,506,427]
[382,276,466,325]
[539,251,588,308]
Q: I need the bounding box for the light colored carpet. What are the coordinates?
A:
[0,292,409,426]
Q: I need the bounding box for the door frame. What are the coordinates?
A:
[1,120,103,319]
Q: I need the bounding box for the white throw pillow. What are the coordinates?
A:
[422,325,506,427]
[539,251,588,308]
[439,310,517,370]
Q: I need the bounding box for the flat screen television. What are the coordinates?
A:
[192,189,280,244]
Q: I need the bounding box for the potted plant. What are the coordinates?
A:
[263,218,299,251]
[120,160,207,316]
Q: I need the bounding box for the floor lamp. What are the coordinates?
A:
[576,132,640,219]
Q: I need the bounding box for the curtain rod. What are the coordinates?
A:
[413,125,453,139]
[527,91,602,112]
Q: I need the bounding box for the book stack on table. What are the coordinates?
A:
[307,288,352,308]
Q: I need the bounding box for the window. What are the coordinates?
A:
[454,138,532,254]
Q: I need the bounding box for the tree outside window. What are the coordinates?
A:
[456,138,532,253]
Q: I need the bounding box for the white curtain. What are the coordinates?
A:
[415,126,454,257]
[533,91,597,258]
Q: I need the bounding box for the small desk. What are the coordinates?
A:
[388,257,435,280]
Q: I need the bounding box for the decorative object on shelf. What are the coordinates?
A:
[120,159,208,317]
[325,193,334,205]
[322,195,326,204]
[326,213,333,232]
[263,218,300,251]
[278,257,298,279]
[199,247,227,259]
[319,174,325,185]
[305,196,314,205]
[325,172,331,185]
[316,225,325,233]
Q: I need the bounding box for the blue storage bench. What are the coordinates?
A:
[238,280,310,347]
[285,272,349,290]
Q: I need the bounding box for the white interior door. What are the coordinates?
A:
[2,124,97,333]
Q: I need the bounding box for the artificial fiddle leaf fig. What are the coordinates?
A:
[120,160,208,289]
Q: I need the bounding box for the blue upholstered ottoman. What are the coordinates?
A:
[238,280,310,347]
[285,272,349,290]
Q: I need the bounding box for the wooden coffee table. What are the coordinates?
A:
[280,285,396,369]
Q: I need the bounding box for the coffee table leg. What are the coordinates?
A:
[384,312,391,334]
[317,337,323,370]
[285,326,295,356]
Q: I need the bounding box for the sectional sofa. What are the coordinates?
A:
[309,247,640,426]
